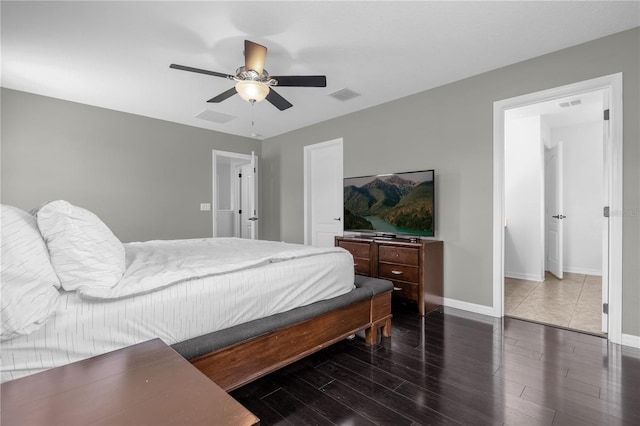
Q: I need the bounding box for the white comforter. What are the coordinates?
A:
[78,238,347,300]
[2,238,354,382]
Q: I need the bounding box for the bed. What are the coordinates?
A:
[1,201,392,389]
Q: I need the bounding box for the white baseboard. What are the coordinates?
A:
[506,269,602,280]
[504,271,544,282]
[563,266,602,276]
[621,333,640,349]
[442,297,497,317]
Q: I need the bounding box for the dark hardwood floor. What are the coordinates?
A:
[230,302,640,425]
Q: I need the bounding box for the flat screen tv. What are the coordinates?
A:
[343,169,435,237]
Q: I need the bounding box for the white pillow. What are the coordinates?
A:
[35,200,125,291]
[1,204,60,341]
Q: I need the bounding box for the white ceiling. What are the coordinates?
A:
[2,1,638,140]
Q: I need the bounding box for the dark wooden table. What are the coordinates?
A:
[0,338,259,425]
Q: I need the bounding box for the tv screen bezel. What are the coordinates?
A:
[343,169,435,238]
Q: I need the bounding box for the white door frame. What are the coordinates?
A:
[493,73,623,344]
[232,161,244,237]
[303,138,344,246]
[249,152,258,240]
[212,150,258,238]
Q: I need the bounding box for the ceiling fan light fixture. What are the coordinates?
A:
[235,80,269,103]
[171,39,326,111]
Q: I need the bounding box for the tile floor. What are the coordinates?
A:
[505,272,604,335]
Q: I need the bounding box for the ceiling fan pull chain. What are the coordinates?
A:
[250,101,257,138]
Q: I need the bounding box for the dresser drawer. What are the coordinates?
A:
[392,281,418,301]
[378,263,420,283]
[378,245,420,265]
[338,241,371,258]
[353,258,370,276]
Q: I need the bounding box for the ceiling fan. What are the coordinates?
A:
[170,40,326,111]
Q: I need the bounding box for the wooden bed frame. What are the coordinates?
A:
[191,291,392,391]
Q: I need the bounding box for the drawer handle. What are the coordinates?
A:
[391,270,403,275]
[393,287,402,291]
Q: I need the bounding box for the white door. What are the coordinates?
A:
[546,142,564,279]
[304,139,343,247]
[212,150,258,239]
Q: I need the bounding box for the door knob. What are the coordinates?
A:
[333,217,341,221]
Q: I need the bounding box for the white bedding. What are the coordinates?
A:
[79,237,348,300]
[1,238,354,383]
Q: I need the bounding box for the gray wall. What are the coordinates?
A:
[1,88,261,242]
[260,28,640,336]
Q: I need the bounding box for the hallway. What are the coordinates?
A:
[505,272,603,335]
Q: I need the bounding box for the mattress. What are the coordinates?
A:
[1,245,354,383]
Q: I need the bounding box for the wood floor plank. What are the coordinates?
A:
[494,365,600,398]
[342,343,527,416]
[512,337,577,357]
[318,361,467,426]
[278,374,378,426]
[566,366,635,392]
[599,385,640,407]
[374,345,524,397]
[502,352,570,379]
[321,380,416,426]
[379,337,499,378]
[261,388,335,426]
[231,305,638,426]
[329,351,407,390]
[233,393,290,426]
[524,383,633,420]
[521,386,634,426]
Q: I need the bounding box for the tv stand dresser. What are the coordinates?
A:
[336,236,443,315]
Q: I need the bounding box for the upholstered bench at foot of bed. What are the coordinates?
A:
[171,276,393,391]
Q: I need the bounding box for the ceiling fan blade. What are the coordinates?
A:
[266,88,293,111]
[207,87,238,103]
[270,75,327,87]
[244,40,267,75]
[170,64,233,79]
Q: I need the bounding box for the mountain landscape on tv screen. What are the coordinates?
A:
[344,174,434,235]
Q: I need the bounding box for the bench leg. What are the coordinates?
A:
[382,317,392,337]
[364,317,393,344]
[364,326,378,345]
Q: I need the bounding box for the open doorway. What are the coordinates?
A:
[492,73,623,344]
[212,150,258,239]
[503,89,606,335]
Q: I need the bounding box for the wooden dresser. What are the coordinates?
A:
[336,236,443,315]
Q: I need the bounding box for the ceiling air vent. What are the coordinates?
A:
[329,88,361,101]
[195,109,236,124]
[558,98,582,108]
